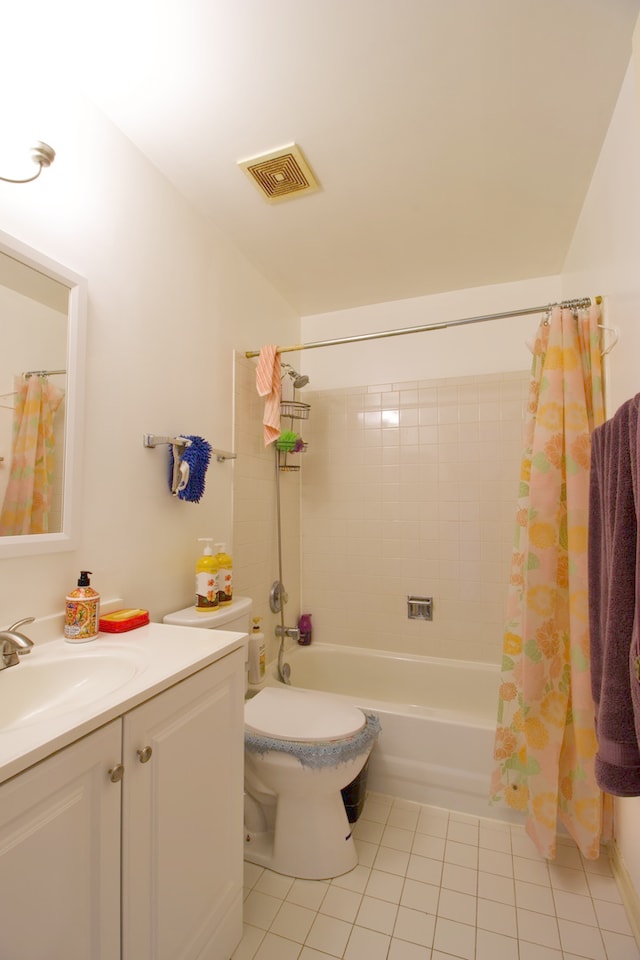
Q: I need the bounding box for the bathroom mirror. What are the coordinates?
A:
[0,229,86,557]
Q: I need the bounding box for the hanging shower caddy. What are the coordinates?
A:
[277,400,310,471]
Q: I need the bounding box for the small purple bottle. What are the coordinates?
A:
[298,613,312,645]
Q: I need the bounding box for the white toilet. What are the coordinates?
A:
[244,685,379,879]
[163,597,379,880]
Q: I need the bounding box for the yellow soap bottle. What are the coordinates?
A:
[64,570,100,642]
[195,538,219,611]
[214,543,233,605]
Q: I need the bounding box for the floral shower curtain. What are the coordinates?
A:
[0,374,64,535]
[491,303,606,859]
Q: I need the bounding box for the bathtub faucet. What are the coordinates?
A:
[275,625,300,642]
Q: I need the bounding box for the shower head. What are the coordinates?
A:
[281,362,309,389]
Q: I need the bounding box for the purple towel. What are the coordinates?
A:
[588,394,640,795]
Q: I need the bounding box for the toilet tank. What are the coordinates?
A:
[163,596,253,633]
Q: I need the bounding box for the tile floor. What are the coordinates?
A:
[232,792,639,960]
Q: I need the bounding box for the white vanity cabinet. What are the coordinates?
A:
[0,646,245,960]
[0,719,122,960]
[122,647,245,960]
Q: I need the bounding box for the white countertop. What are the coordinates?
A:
[0,623,247,785]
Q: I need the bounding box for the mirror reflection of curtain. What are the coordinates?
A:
[0,375,64,535]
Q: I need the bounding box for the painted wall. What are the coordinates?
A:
[562,56,640,920]
[0,90,299,626]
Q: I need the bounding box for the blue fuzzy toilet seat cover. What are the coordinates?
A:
[245,712,381,769]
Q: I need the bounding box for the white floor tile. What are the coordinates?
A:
[552,888,597,925]
[255,869,295,899]
[433,916,475,960]
[400,877,440,915]
[437,887,476,926]
[240,796,633,960]
[516,908,561,950]
[475,927,518,960]
[269,901,317,943]
[343,924,391,960]
[319,885,362,923]
[365,868,404,903]
[355,895,398,934]
[477,870,515,905]
[381,825,414,852]
[373,844,410,876]
[411,832,446,860]
[406,853,444,886]
[331,864,371,894]
[445,839,478,869]
[231,923,266,960]
[514,878,555,915]
[557,917,607,959]
[592,897,634,935]
[441,862,478,896]
[305,913,352,957]
[393,905,436,947]
[387,937,430,960]
[244,891,283,930]
[476,896,517,937]
[286,878,330,911]
[600,928,640,960]
[253,932,302,960]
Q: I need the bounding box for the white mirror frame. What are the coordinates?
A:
[0,229,86,557]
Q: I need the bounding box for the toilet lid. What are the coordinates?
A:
[245,686,366,743]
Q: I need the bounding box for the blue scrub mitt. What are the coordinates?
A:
[168,435,212,503]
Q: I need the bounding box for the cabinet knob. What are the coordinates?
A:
[137,745,153,764]
[108,763,125,783]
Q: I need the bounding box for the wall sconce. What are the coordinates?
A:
[0,141,55,184]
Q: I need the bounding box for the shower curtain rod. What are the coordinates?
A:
[245,295,602,359]
[23,368,66,378]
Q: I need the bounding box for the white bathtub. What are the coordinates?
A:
[270,642,515,821]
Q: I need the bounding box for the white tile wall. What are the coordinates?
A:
[300,372,529,664]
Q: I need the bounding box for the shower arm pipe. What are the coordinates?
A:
[244,296,603,358]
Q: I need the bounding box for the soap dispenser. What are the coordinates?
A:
[195,539,219,611]
[64,571,100,642]
[213,543,233,605]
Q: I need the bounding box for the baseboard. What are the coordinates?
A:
[609,840,640,948]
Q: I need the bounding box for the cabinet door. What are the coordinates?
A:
[0,720,122,960]
[122,648,245,960]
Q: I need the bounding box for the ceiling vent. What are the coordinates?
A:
[238,143,320,203]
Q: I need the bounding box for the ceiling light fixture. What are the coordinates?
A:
[0,141,56,184]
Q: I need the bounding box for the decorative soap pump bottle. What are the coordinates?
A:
[64,571,100,643]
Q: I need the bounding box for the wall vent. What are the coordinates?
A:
[238,143,320,203]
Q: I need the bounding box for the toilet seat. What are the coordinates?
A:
[245,686,366,743]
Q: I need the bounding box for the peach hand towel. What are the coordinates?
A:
[256,344,281,446]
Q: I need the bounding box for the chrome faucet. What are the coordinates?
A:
[0,617,35,670]
[275,625,300,642]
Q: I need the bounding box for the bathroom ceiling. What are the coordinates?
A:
[85,1,639,315]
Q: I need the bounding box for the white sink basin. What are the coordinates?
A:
[0,654,141,729]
